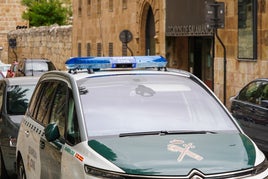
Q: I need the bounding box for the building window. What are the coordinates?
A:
[122,43,127,56]
[109,0,113,12]
[108,43,113,56]
[78,43,81,57]
[87,0,91,16]
[97,0,101,15]
[97,43,102,57]
[78,0,82,16]
[87,43,91,56]
[238,0,257,60]
[122,0,127,10]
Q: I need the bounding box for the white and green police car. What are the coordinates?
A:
[16,56,268,179]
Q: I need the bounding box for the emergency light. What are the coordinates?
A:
[65,56,167,72]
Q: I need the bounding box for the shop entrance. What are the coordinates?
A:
[189,37,213,89]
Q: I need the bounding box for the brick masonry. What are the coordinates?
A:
[2,0,268,108]
[7,25,72,70]
[0,0,27,63]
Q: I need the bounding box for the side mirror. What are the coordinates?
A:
[44,123,60,142]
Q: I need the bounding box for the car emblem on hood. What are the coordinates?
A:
[168,139,203,162]
[191,175,203,179]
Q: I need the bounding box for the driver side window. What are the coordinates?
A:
[261,84,268,100]
[66,90,81,145]
[239,81,263,104]
[50,82,68,137]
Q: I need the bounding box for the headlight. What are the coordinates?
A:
[84,165,125,179]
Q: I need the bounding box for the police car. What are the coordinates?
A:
[16,56,268,179]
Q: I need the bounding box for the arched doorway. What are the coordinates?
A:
[145,6,155,55]
[138,2,156,56]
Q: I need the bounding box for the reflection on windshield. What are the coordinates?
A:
[7,85,35,115]
[135,85,155,97]
[80,74,237,137]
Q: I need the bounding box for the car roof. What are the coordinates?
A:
[254,78,268,81]
[2,76,40,85]
[21,58,51,62]
[39,68,193,87]
[39,56,200,85]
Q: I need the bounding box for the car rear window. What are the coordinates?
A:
[24,61,56,76]
[79,74,238,137]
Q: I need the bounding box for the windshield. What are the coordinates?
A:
[7,84,36,115]
[80,74,238,137]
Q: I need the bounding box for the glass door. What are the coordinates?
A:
[189,37,213,89]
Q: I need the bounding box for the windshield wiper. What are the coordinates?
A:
[166,130,217,135]
[119,130,217,137]
[119,131,164,137]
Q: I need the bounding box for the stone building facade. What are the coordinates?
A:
[72,0,166,57]
[72,0,268,107]
[3,0,268,107]
[0,0,28,63]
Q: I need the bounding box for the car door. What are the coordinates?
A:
[231,81,262,128]
[39,81,68,179]
[231,80,268,150]
[18,81,52,179]
[231,82,259,123]
[248,82,268,150]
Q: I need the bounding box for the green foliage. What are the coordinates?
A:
[21,0,71,27]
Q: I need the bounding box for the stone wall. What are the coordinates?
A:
[0,0,28,63]
[7,24,72,70]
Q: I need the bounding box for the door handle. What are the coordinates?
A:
[24,130,29,137]
[249,108,256,112]
[40,140,45,149]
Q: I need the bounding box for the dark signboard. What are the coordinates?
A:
[166,0,214,36]
[205,1,225,29]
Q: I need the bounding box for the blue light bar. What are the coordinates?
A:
[65,56,167,71]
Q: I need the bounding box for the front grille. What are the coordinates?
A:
[84,165,258,179]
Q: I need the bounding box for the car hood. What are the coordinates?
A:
[88,133,256,176]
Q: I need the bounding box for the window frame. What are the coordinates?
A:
[237,0,257,60]
[28,79,81,145]
[237,81,264,104]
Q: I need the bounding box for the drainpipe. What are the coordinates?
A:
[215,29,227,105]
